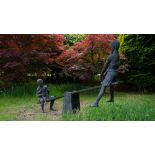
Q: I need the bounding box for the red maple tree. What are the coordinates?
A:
[0,34,65,87]
[56,34,114,80]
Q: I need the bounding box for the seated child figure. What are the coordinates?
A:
[36,79,55,112]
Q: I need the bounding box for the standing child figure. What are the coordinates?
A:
[36,79,56,112]
[90,39,120,107]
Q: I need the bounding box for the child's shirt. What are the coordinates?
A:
[36,85,49,98]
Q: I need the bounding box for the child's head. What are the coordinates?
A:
[111,40,120,51]
[37,79,43,86]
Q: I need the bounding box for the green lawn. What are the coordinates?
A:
[0,83,155,121]
[64,92,155,121]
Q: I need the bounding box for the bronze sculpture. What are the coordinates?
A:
[90,40,120,107]
[36,79,56,112]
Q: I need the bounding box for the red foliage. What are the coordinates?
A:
[0,50,28,86]
[0,34,65,86]
[0,34,117,85]
[56,34,114,80]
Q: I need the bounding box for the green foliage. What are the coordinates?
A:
[0,80,4,88]
[64,34,85,47]
[119,34,155,90]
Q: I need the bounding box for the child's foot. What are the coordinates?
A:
[89,103,98,107]
[50,108,56,111]
[106,99,114,102]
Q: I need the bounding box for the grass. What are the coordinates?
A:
[0,83,155,121]
[63,92,155,121]
[0,83,85,121]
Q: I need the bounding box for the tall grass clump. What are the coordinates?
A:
[0,82,86,97]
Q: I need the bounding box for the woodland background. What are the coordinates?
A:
[0,34,155,92]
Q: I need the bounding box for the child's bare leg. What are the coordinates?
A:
[50,100,55,111]
[49,97,56,111]
[90,85,106,107]
[107,84,114,102]
[41,102,45,113]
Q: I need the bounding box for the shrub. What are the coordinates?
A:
[119,34,155,91]
[57,34,114,81]
[64,34,85,47]
[0,34,65,87]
